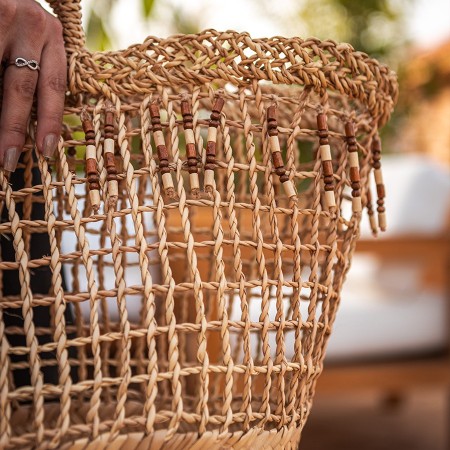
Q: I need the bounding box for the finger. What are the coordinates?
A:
[0,53,41,172]
[36,17,66,159]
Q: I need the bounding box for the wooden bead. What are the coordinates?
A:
[86,158,97,175]
[272,151,284,169]
[104,152,117,179]
[322,160,333,177]
[350,167,360,182]
[186,143,197,162]
[317,113,327,130]
[324,175,334,185]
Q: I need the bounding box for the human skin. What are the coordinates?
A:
[0,0,67,172]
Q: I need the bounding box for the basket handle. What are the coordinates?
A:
[46,0,85,55]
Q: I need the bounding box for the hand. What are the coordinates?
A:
[0,0,66,172]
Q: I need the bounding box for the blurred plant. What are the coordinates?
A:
[257,0,413,66]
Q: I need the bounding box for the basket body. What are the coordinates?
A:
[0,28,397,449]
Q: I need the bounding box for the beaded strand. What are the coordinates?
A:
[149,102,175,198]
[316,112,336,210]
[181,99,200,198]
[81,108,101,213]
[204,96,224,193]
[372,135,386,231]
[266,105,296,199]
[345,121,362,213]
[103,102,119,208]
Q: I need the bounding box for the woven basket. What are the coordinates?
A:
[0,1,398,448]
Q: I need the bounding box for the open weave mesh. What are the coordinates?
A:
[0,4,397,448]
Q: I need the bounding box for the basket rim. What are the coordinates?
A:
[68,29,398,127]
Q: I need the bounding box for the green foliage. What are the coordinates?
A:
[142,0,156,18]
[85,2,114,51]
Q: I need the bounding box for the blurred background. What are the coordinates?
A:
[44,0,450,448]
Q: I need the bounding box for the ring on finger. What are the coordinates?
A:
[3,57,40,71]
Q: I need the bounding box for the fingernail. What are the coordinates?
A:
[3,147,21,172]
[42,134,58,159]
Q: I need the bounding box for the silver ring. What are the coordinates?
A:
[7,57,40,71]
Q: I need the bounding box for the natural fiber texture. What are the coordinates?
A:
[0,2,397,448]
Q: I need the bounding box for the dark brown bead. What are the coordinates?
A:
[325,184,334,192]
[372,136,381,152]
[181,100,191,118]
[377,184,385,199]
[373,161,381,169]
[206,141,216,156]
[105,152,117,175]
[352,189,361,197]
[317,113,327,131]
[279,173,289,183]
[149,104,160,119]
[350,167,360,181]
[157,144,169,161]
[186,143,196,159]
[344,121,355,138]
[351,181,360,190]
[377,206,385,213]
[324,175,334,185]
[272,151,284,169]
[86,159,97,175]
[212,97,225,114]
[88,182,100,191]
[275,167,286,177]
[82,119,94,135]
[322,160,333,177]
[267,105,277,122]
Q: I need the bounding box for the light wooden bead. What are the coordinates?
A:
[378,212,387,231]
[154,130,165,147]
[189,172,200,191]
[104,138,114,154]
[269,135,281,153]
[108,180,119,198]
[162,172,175,198]
[204,169,216,191]
[325,190,336,209]
[207,127,218,142]
[352,196,362,213]
[374,168,384,184]
[282,180,296,200]
[185,129,195,145]
[89,190,101,213]
[348,151,359,168]
[319,144,332,161]
[86,144,96,160]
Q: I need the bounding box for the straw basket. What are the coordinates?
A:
[0,1,398,448]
